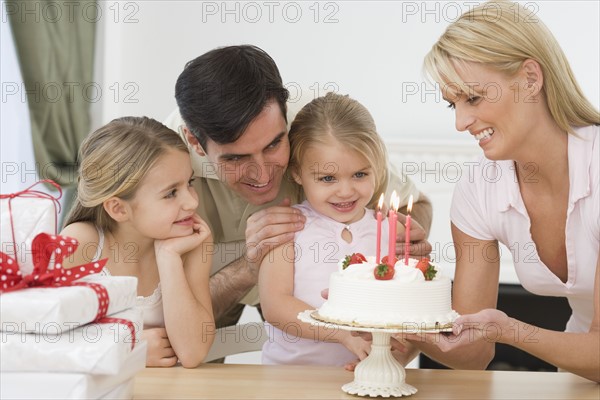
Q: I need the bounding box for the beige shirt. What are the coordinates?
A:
[164,108,421,303]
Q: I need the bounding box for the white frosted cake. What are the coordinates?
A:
[315,256,458,329]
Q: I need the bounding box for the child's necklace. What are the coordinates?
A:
[342,224,352,243]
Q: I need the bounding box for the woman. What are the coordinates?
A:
[405,0,599,382]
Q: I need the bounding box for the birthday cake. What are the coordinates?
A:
[315,255,459,330]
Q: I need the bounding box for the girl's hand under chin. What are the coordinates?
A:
[154,214,211,257]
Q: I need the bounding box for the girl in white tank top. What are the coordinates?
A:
[61,117,214,368]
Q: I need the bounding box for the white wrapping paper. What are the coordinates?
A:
[100,377,136,400]
[1,308,143,374]
[1,195,59,276]
[0,276,137,334]
[0,341,146,400]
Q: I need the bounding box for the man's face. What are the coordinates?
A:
[203,101,290,205]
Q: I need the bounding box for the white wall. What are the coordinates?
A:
[93,0,599,137]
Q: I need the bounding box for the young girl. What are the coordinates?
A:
[259,93,395,366]
[61,116,214,368]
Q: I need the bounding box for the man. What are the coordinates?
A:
[165,45,433,329]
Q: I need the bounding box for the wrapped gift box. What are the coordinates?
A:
[1,307,143,374]
[1,182,61,276]
[100,378,136,400]
[0,276,137,334]
[0,340,147,399]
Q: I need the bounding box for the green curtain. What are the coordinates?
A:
[8,0,96,188]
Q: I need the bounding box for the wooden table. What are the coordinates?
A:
[133,364,599,399]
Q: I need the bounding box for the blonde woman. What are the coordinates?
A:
[61,117,214,368]
[404,0,599,382]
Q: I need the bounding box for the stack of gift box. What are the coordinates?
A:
[0,181,147,399]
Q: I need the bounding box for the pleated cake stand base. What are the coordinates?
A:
[298,310,451,398]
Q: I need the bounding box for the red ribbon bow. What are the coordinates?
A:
[0,232,106,293]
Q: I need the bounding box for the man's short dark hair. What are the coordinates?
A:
[175,45,289,149]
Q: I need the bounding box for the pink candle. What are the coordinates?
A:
[376,194,384,264]
[387,191,399,266]
[404,195,414,265]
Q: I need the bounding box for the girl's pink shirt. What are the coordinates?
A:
[261,201,390,366]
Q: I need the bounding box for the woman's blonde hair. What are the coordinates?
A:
[64,117,189,232]
[288,92,388,208]
[424,0,599,133]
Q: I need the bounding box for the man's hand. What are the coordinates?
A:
[245,198,305,273]
[394,213,432,259]
[208,201,303,321]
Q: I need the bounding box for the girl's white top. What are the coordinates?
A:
[94,226,165,328]
[261,201,390,366]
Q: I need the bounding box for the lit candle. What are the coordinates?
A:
[404,195,414,265]
[388,191,399,266]
[376,194,384,264]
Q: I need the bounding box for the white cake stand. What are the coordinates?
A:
[298,310,452,398]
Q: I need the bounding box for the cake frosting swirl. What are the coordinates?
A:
[316,257,459,329]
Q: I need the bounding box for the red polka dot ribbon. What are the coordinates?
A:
[73,282,110,320]
[98,317,137,350]
[0,232,107,293]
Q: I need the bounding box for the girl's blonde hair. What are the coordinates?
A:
[424,0,599,133]
[64,117,189,232]
[288,92,388,208]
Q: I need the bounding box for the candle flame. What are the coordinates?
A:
[407,195,414,213]
[377,193,385,210]
[392,191,400,212]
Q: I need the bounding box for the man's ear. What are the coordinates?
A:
[183,127,206,156]
[103,197,129,223]
[521,59,544,96]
